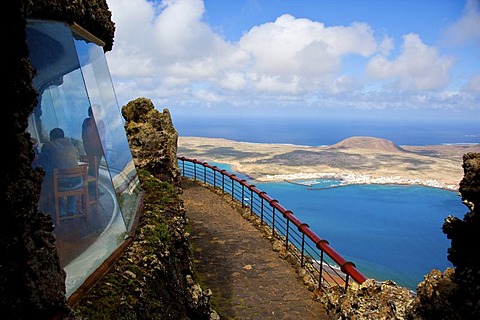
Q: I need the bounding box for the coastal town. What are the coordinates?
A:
[260,172,459,191]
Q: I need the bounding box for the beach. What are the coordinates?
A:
[178,136,480,191]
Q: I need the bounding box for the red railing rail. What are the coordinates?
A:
[178,157,368,291]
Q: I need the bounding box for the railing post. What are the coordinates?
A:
[319,250,324,289]
[341,261,357,290]
[231,178,234,200]
[298,222,310,268]
[345,274,350,290]
[241,183,245,207]
[193,162,197,180]
[250,189,254,215]
[203,165,207,184]
[260,196,264,225]
[213,169,216,188]
[271,207,276,237]
[301,233,306,267]
[222,173,225,193]
[285,219,290,249]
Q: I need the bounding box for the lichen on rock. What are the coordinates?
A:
[122,97,181,188]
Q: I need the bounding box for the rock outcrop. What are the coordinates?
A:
[122,97,181,188]
[323,279,414,319]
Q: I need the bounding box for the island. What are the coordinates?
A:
[178,136,480,191]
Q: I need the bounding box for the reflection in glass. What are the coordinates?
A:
[25,20,142,297]
[74,36,141,231]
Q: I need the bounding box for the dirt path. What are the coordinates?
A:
[181,178,330,320]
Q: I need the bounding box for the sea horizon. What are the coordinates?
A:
[172,115,479,147]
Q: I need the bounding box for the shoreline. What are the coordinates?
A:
[254,172,459,191]
[179,136,479,192]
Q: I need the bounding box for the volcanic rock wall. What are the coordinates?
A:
[122,97,182,188]
[2,1,115,319]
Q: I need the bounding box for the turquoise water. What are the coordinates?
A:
[174,116,479,146]
[208,162,465,291]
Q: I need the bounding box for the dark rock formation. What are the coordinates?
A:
[407,268,458,319]
[24,0,115,52]
[122,98,181,188]
[323,279,414,319]
[2,1,115,318]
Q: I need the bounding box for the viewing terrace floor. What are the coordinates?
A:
[180,177,330,319]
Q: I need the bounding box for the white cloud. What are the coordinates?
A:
[193,89,222,102]
[330,76,360,94]
[239,15,377,79]
[463,73,480,95]
[378,36,394,56]
[366,34,454,91]
[442,0,480,46]
[107,0,244,81]
[105,0,478,114]
[106,1,384,104]
[219,72,247,90]
[251,74,300,93]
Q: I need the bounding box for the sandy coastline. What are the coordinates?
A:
[178,136,480,191]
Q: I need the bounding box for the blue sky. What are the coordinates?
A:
[105,0,480,122]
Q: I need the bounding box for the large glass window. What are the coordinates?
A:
[25,20,142,297]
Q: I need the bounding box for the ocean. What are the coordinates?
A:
[253,181,464,290]
[174,115,477,291]
[172,115,479,146]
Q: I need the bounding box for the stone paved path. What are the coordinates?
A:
[180,178,330,320]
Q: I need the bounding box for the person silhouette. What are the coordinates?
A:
[39,128,81,216]
[82,106,105,178]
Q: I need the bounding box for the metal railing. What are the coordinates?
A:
[178,157,367,292]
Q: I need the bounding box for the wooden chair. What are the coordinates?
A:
[79,154,99,205]
[53,165,89,226]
